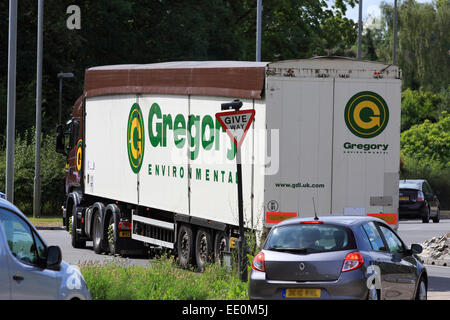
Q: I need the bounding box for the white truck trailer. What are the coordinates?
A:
[57,57,401,269]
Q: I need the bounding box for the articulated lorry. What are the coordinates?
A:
[57,57,401,268]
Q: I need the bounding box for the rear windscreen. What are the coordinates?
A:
[265,224,356,253]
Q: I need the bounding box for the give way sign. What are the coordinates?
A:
[215,110,256,148]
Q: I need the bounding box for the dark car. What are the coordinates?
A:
[249,216,427,300]
[399,180,440,223]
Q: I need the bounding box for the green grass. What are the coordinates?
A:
[27,216,62,227]
[79,255,249,300]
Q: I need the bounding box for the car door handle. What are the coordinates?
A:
[13,275,24,282]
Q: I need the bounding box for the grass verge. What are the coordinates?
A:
[79,255,249,300]
[27,216,62,227]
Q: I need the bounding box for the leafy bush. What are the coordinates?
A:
[80,256,249,300]
[401,112,450,165]
[400,112,450,209]
[0,128,66,216]
[401,88,449,132]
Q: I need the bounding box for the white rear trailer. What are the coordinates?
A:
[63,57,401,265]
[264,58,401,229]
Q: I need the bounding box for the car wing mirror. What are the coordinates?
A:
[410,244,423,255]
[47,245,62,269]
[56,126,67,156]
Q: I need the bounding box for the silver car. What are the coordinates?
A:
[0,199,91,300]
[249,216,427,300]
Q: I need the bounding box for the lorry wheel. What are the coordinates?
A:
[213,231,230,265]
[107,215,119,255]
[71,206,86,249]
[177,224,194,269]
[92,213,104,254]
[195,229,212,271]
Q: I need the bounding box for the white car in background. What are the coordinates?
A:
[0,198,91,300]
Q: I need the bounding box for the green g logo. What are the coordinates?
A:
[344,91,389,139]
[127,103,145,173]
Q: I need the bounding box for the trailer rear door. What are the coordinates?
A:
[332,78,401,227]
[264,77,334,225]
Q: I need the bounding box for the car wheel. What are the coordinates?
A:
[422,207,430,223]
[415,277,427,300]
[93,213,104,254]
[71,206,86,249]
[432,208,440,223]
[214,231,230,265]
[177,224,194,269]
[195,228,212,271]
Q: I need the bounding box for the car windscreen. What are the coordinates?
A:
[265,223,356,254]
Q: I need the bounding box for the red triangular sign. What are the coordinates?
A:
[215,110,255,148]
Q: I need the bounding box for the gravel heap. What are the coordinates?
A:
[420,233,450,260]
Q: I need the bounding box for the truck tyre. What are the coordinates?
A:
[71,206,86,249]
[177,224,194,269]
[107,214,119,255]
[214,231,230,265]
[92,213,104,254]
[195,228,212,271]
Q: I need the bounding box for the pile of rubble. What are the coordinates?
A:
[420,233,450,260]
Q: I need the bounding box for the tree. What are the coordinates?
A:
[372,0,450,91]
[401,112,450,165]
[400,112,450,209]
[401,88,449,132]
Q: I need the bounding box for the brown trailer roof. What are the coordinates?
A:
[84,61,268,100]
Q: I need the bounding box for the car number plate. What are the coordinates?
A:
[119,231,131,238]
[399,196,409,201]
[283,289,321,298]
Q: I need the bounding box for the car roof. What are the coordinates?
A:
[276,215,384,227]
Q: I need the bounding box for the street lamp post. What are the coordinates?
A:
[57,72,75,125]
[6,0,18,203]
[357,0,363,59]
[256,0,262,62]
[33,0,44,218]
[393,0,398,65]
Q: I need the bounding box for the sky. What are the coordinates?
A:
[342,0,434,21]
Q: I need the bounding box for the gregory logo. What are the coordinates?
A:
[127,103,145,173]
[76,139,83,179]
[344,91,389,139]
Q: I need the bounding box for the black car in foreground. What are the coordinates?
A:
[399,180,440,223]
